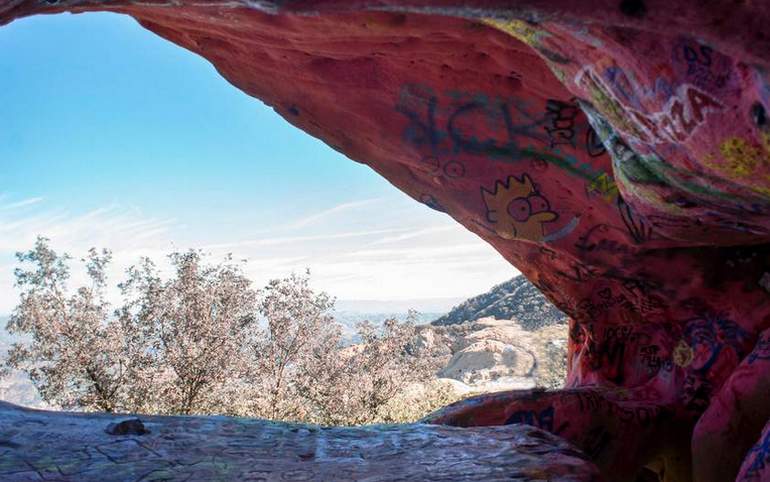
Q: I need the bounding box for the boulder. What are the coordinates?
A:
[0,400,601,482]
[439,339,536,385]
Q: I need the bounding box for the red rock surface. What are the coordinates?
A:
[3,1,770,481]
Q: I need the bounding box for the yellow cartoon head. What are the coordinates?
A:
[482,174,558,241]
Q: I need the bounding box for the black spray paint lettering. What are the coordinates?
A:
[544,99,579,148]
[505,406,555,432]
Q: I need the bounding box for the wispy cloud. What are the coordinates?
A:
[0,194,518,314]
[0,196,179,313]
[0,197,44,210]
[370,225,456,245]
[202,227,406,251]
[270,198,383,231]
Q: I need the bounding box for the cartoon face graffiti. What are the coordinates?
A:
[481,174,558,241]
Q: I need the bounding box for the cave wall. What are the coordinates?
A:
[3,1,770,481]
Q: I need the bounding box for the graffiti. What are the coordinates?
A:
[415,155,466,179]
[648,206,770,236]
[617,276,669,316]
[582,322,650,384]
[581,99,666,189]
[573,390,662,428]
[483,18,547,48]
[587,335,628,384]
[505,406,555,432]
[398,84,441,150]
[554,259,598,283]
[639,345,667,373]
[397,83,549,159]
[483,18,570,65]
[645,214,695,231]
[613,140,665,186]
[682,374,713,413]
[708,213,769,235]
[576,67,652,142]
[745,428,770,476]
[618,196,655,243]
[748,331,770,365]
[618,276,665,297]
[714,135,770,179]
[603,65,645,109]
[574,224,636,255]
[397,84,614,184]
[544,98,579,148]
[586,126,607,157]
[678,313,751,410]
[672,39,732,92]
[683,313,751,374]
[673,339,694,367]
[638,85,723,144]
[542,215,581,243]
[481,174,558,242]
[680,43,713,67]
[577,68,723,145]
[447,100,544,157]
[443,160,465,178]
[587,172,619,202]
[575,200,654,254]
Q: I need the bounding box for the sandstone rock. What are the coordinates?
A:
[421,317,566,393]
[4,0,770,479]
[439,339,536,384]
[0,401,601,482]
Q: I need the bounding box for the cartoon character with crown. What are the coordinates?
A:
[481,174,558,242]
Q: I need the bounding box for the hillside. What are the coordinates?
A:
[0,278,570,409]
[432,276,568,329]
[0,317,48,409]
[334,310,443,344]
[417,317,567,393]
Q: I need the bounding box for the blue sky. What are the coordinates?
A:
[0,12,517,313]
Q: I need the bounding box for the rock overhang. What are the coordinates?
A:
[3,1,770,480]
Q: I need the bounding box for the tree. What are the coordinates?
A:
[295,313,440,425]
[245,271,340,421]
[2,238,450,423]
[4,238,127,412]
[114,250,261,415]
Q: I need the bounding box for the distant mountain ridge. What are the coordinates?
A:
[335,298,463,314]
[431,276,567,330]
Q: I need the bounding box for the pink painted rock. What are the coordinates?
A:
[3,1,770,481]
[737,419,770,481]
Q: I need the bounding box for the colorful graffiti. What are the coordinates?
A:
[481,174,558,241]
[8,1,770,480]
[578,68,724,145]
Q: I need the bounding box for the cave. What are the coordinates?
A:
[2,1,770,481]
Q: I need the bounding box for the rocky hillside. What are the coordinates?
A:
[0,321,48,409]
[432,276,568,330]
[1,303,569,409]
[416,317,568,393]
